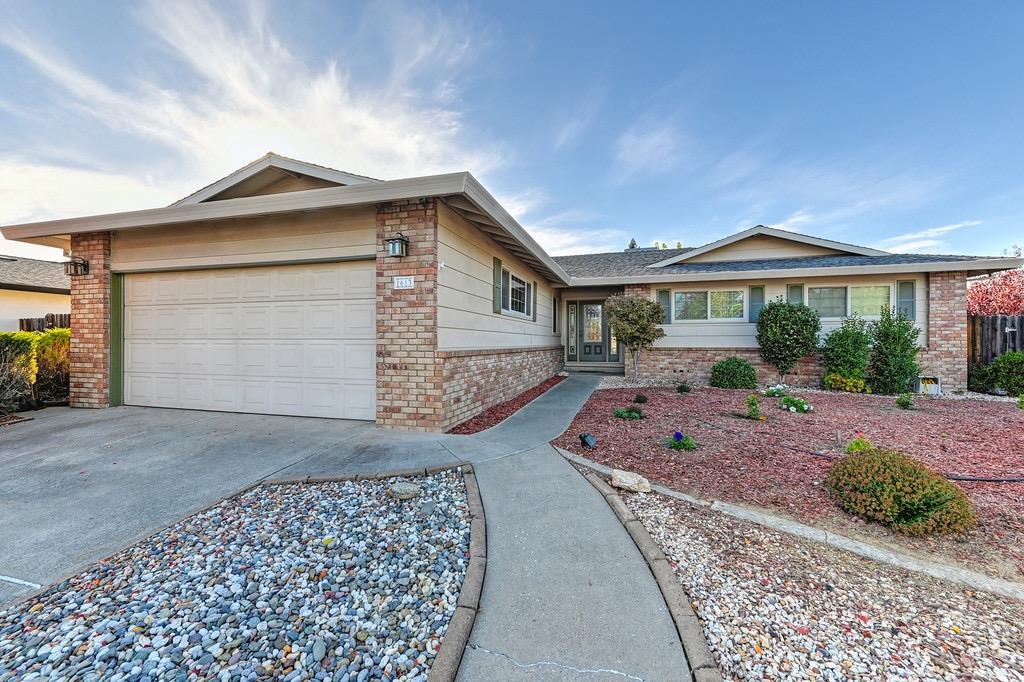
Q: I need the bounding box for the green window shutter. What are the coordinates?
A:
[492,257,502,313]
[897,280,916,320]
[656,289,671,324]
[749,285,765,322]
[532,282,538,321]
[787,284,804,305]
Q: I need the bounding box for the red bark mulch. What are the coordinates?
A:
[0,414,29,428]
[448,375,566,434]
[553,386,1024,579]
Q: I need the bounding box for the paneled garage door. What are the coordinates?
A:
[123,262,376,419]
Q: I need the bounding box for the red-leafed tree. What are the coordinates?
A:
[967,245,1024,315]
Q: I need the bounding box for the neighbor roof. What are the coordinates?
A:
[0,255,70,294]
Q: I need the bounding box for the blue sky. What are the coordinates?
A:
[1,1,1022,261]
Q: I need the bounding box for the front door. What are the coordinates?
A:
[567,300,619,362]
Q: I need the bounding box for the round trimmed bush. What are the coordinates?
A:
[709,357,758,389]
[825,448,976,536]
[989,351,1024,396]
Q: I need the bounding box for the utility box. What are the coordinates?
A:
[916,376,941,395]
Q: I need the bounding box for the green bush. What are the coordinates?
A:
[869,307,920,394]
[756,300,821,381]
[0,332,40,413]
[821,316,871,380]
[710,357,758,389]
[844,434,874,454]
[1018,394,1024,410]
[664,431,697,451]
[895,393,914,409]
[632,393,648,404]
[825,448,976,536]
[613,406,644,420]
[822,373,867,393]
[745,394,762,420]
[968,363,993,393]
[989,351,1024,396]
[35,328,70,402]
[675,382,691,394]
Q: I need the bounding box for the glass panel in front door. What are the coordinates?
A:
[581,303,604,359]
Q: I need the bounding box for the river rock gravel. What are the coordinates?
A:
[0,471,470,681]
[626,492,1024,681]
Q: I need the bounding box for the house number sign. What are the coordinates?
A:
[393,276,415,290]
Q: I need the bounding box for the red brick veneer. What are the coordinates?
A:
[69,232,111,408]
[628,347,823,386]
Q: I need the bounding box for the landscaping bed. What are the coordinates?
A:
[0,472,470,681]
[627,492,1024,681]
[448,374,565,434]
[553,386,1024,579]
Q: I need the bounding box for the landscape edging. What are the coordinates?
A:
[559,447,1024,602]
[579,471,723,682]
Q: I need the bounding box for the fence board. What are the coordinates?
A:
[970,314,1024,366]
[18,313,70,332]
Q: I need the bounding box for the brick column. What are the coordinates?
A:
[375,199,444,431]
[624,283,651,297]
[920,271,968,392]
[69,232,111,408]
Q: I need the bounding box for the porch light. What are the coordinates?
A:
[386,233,409,258]
[63,256,90,276]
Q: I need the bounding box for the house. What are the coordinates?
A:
[1,153,1019,431]
[0,255,70,331]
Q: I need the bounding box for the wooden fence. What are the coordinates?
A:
[18,313,70,332]
[969,314,1024,366]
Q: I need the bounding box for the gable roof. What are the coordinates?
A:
[171,153,382,206]
[0,255,70,294]
[647,225,886,267]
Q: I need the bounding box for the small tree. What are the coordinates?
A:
[755,299,821,382]
[869,307,920,394]
[606,294,666,382]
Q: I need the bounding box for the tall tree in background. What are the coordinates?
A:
[967,244,1024,315]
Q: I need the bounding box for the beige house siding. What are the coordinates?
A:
[645,273,928,349]
[686,234,844,263]
[110,206,376,272]
[436,201,560,350]
[0,290,71,331]
[209,173,340,201]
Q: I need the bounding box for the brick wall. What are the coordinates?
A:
[919,271,968,391]
[440,346,563,431]
[623,283,651,297]
[629,346,822,386]
[375,199,445,431]
[69,232,111,408]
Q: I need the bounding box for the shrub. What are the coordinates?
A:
[821,316,871,380]
[869,307,920,394]
[844,434,874,454]
[1018,394,1024,410]
[633,394,648,404]
[613,406,644,420]
[779,395,813,413]
[822,373,866,393]
[675,382,691,394]
[968,363,993,393]
[35,328,70,403]
[989,351,1024,396]
[664,430,697,451]
[825,448,976,536]
[606,294,666,382]
[710,357,758,389]
[895,393,914,410]
[745,394,762,420]
[755,299,821,381]
[0,332,39,413]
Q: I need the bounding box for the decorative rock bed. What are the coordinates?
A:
[0,471,470,681]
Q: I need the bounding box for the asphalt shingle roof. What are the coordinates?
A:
[552,250,995,279]
[0,256,70,292]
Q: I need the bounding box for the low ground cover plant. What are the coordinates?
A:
[613,406,644,420]
[710,357,758,389]
[826,447,977,536]
[779,395,813,413]
[756,299,821,382]
[633,394,648,404]
[762,383,787,397]
[675,382,691,394]
[896,393,914,409]
[822,373,867,393]
[844,434,874,454]
[664,430,697,451]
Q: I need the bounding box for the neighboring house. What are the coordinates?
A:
[1,153,1019,431]
[0,255,70,331]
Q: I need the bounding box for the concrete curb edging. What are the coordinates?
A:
[579,471,723,682]
[559,448,1024,602]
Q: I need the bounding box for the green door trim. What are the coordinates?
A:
[109,273,124,407]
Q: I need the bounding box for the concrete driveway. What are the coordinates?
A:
[0,406,462,604]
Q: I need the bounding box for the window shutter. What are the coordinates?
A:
[787,284,804,305]
[897,280,916,320]
[532,281,538,321]
[749,286,765,322]
[492,257,502,313]
[656,289,671,324]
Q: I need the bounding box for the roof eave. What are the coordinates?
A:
[0,283,71,295]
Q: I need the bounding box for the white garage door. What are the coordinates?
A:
[123,262,376,419]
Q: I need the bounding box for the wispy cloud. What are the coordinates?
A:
[612,120,683,184]
[875,220,982,253]
[554,87,605,150]
[522,209,629,255]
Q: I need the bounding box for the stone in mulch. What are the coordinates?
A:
[0,471,470,681]
[447,375,566,434]
[627,493,1024,682]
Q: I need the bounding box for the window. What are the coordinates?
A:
[656,289,671,324]
[674,291,708,320]
[787,284,804,305]
[672,289,744,321]
[850,285,890,317]
[808,286,847,317]
[748,286,765,322]
[897,280,916,320]
[500,268,532,316]
[552,295,560,333]
[710,291,744,319]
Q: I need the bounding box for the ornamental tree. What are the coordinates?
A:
[755,299,821,382]
[605,294,666,382]
[967,268,1024,315]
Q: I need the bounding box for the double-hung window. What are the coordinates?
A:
[672,289,744,321]
[850,285,891,317]
[501,268,532,317]
[807,286,847,317]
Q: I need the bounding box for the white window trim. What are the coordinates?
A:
[669,287,747,323]
[500,267,533,319]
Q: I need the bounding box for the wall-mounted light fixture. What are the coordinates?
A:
[63,256,90,276]
[385,233,409,258]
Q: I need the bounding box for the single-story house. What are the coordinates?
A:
[2,153,1020,431]
[0,255,70,331]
